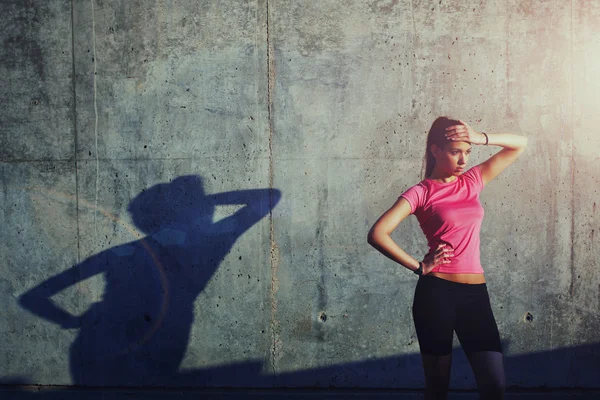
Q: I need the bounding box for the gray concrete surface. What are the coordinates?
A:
[1,0,599,394]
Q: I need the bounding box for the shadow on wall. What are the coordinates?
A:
[6,177,600,392]
[17,175,281,387]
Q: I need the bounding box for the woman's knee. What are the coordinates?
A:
[466,351,506,399]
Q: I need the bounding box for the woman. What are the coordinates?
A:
[367,117,527,400]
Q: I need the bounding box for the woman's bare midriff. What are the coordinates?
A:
[427,272,486,284]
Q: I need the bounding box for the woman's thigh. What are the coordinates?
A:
[412,275,456,356]
[454,284,502,354]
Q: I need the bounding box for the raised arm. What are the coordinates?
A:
[476,133,528,186]
[208,188,282,234]
[445,119,528,186]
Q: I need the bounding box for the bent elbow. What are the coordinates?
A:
[367,233,375,246]
[367,225,378,245]
[367,229,375,246]
[367,228,386,247]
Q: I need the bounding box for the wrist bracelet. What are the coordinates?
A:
[482,132,489,145]
[414,262,423,276]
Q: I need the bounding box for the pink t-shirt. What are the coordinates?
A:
[400,165,485,274]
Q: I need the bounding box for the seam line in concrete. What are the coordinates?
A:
[266,0,280,378]
[72,0,84,385]
[87,0,100,385]
[0,156,276,163]
[71,0,81,266]
[0,155,453,165]
[0,156,441,163]
[569,0,575,298]
[91,0,99,238]
[0,159,76,163]
[505,0,509,116]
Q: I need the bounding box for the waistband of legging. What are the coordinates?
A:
[418,273,487,288]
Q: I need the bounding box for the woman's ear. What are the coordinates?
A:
[430,144,440,159]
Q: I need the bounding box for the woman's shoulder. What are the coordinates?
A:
[461,165,484,191]
[463,164,481,177]
[399,180,430,214]
[402,180,428,194]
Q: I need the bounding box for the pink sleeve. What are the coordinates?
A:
[399,183,426,214]
[463,165,484,193]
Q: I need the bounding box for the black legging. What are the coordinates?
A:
[412,274,502,356]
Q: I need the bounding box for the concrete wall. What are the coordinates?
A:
[1,0,599,390]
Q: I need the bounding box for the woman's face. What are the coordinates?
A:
[432,141,472,175]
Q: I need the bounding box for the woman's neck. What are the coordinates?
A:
[428,171,457,183]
